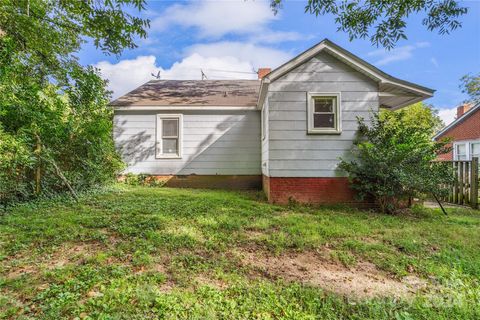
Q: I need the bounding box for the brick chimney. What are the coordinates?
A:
[457,103,473,118]
[257,68,271,80]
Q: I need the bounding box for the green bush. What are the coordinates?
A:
[339,105,454,214]
[0,127,35,205]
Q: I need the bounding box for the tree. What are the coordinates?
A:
[339,106,453,214]
[270,0,468,49]
[380,102,444,136]
[0,1,149,205]
[460,73,480,103]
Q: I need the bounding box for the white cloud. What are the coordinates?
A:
[95,42,291,99]
[430,57,439,68]
[95,56,159,99]
[438,107,457,126]
[186,41,291,69]
[150,1,276,38]
[368,42,431,66]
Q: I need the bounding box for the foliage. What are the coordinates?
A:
[0,1,149,205]
[0,126,35,205]
[1,186,479,318]
[270,0,468,49]
[460,72,480,104]
[380,102,445,136]
[339,107,454,213]
[122,173,166,187]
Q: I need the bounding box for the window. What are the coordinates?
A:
[307,92,341,134]
[472,143,480,159]
[455,143,467,160]
[156,114,182,158]
[453,140,480,161]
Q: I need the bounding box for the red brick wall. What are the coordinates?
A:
[436,108,480,160]
[264,176,362,205]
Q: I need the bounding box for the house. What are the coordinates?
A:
[112,39,434,204]
[434,102,480,161]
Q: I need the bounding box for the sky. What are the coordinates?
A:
[78,0,480,126]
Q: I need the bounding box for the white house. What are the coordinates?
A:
[112,39,434,204]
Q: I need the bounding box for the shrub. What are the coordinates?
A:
[339,106,454,214]
[0,127,35,205]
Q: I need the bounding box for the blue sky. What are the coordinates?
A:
[79,0,480,125]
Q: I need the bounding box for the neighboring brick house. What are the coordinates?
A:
[434,103,480,161]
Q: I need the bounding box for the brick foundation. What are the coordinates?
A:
[264,176,362,205]
[122,175,262,190]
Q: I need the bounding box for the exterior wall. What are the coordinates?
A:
[266,177,359,205]
[435,109,480,161]
[114,110,261,175]
[266,51,379,178]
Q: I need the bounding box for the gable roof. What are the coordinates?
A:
[111,80,259,109]
[433,102,480,140]
[258,39,434,110]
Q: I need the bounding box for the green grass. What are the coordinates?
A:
[0,185,479,319]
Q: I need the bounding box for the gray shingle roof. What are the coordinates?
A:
[110,80,260,107]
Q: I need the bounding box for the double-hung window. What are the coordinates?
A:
[307,92,341,134]
[156,114,182,158]
[471,142,480,159]
[455,143,467,160]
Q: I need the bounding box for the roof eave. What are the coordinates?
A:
[113,105,259,111]
[264,38,434,110]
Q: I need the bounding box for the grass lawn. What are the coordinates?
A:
[0,185,479,319]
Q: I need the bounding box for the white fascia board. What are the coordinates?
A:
[265,39,433,101]
[113,105,258,111]
[325,47,434,97]
[388,96,428,111]
[265,43,327,82]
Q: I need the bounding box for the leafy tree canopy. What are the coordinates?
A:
[271,0,468,49]
[0,0,149,83]
[380,102,444,136]
[460,73,480,104]
[0,1,149,205]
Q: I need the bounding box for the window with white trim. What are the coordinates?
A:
[453,140,480,160]
[455,143,467,160]
[307,92,341,134]
[471,142,480,159]
[156,114,182,158]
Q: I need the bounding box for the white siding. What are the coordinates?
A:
[266,51,379,177]
[114,110,261,175]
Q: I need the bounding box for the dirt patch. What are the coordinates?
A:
[237,249,428,299]
[4,241,107,280]
[194,274,228,290]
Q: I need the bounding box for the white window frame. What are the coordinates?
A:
[307,92,342,134]
[472,142,480,159]
[156,114,183,159]
[453,139,480,160]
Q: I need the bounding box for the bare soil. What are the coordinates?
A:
[236,248,429,299]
